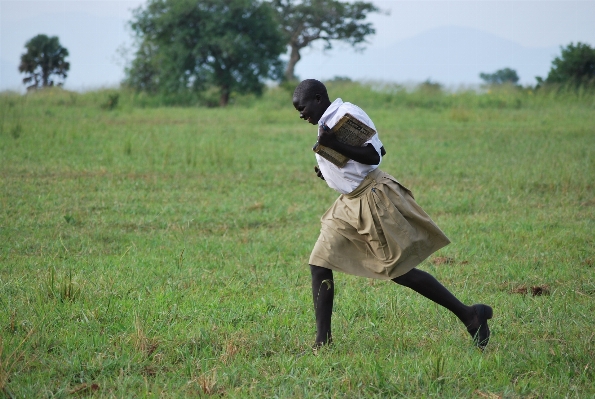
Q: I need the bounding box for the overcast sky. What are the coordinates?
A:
[1,0,594,91]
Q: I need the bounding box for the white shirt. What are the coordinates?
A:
[316,98,383,194]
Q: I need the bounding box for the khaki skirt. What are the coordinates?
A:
[309,168,450,280]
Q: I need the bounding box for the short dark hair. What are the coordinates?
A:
[293,79,329,101]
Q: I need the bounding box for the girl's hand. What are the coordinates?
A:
[314,166,325,180]
[317,124,336,147]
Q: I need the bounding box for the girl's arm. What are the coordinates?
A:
[318,125,384,165]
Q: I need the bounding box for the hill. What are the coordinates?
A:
[295,26,559,86]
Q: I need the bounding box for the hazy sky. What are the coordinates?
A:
[1,0,594,91]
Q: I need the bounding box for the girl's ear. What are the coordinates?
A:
[315,93,321,103]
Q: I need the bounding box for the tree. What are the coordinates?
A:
[479,68,519,86]
[270,0,380,81]
[537,42,595,88]
[19,34,70,89]
[126,0,285,106]
[124,40,161,94]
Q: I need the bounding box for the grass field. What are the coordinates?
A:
[1,83,594,398]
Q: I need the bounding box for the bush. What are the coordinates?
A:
[537,42,595,89]
[480,68,520,86]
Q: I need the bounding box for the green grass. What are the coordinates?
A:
[1,84,594,398]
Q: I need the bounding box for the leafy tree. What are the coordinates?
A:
[270,0,380,81]
[126,0,285,106]
[537,42,595,88]
[124,40,160,94]
[18,34,70,89]
[479,68,519,86]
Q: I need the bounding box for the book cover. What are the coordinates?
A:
[312,113,377,167]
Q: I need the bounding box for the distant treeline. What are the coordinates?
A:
[15,0,595,106]
[3,80,595,114]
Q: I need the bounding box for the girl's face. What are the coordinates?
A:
[292,93,325,125]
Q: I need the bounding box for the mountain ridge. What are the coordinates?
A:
[295,25,560,86]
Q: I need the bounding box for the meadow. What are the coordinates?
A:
[0,83,594,398]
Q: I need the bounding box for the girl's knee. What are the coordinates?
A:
[393,268,426,286]
[310,264,333,280]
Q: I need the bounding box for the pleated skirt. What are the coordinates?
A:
[309,169,451,280]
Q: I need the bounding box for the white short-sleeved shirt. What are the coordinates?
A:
[316,98,383,194]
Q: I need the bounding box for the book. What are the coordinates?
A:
[312,113,377,167]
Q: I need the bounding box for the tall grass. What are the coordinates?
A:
[0,83,594,397]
